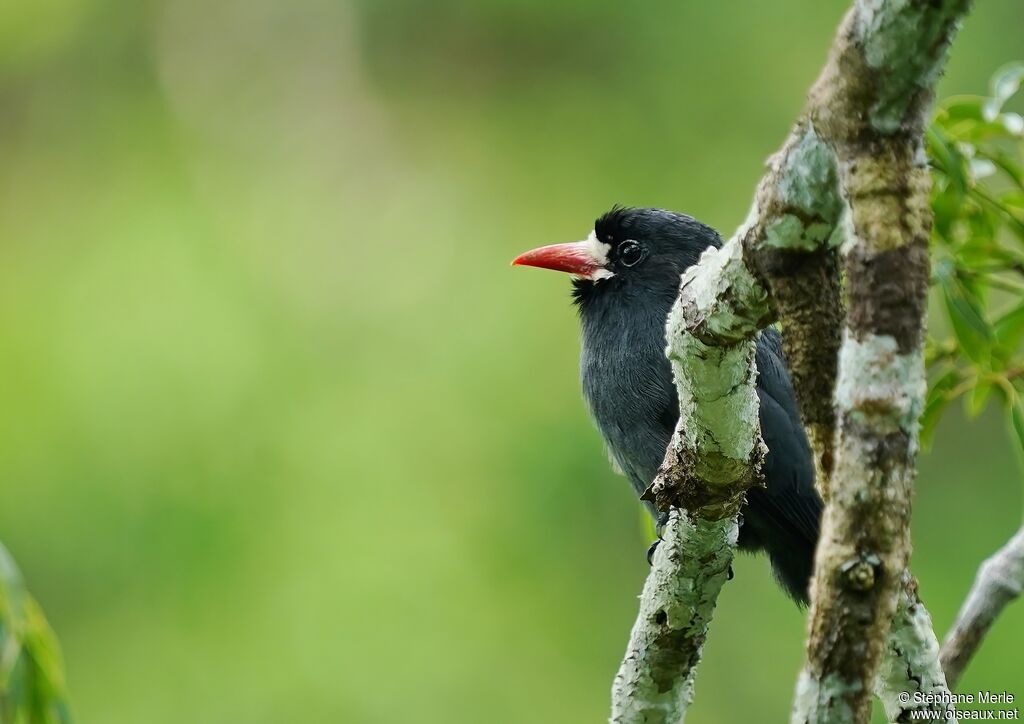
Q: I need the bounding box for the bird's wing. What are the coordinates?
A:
[753,329,822,546]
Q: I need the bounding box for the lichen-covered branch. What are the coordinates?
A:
[791,0,970,720]
[742,124,845,488]
[877,575,957,723]
[644,240,771,513]
[612,242,769,724]
[940,527,1024,689]
[610,512,737,723]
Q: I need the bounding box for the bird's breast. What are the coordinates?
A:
[579,323,678,496]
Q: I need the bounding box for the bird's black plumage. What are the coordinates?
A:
[573,207,822,603]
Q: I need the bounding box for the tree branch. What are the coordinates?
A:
[940,526,1024,689]
[793,2,969,721]
[877,575,957,723]
[611,241,769,723]
[610,512,737,723]
[743,124,845,487]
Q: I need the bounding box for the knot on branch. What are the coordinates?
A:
[841,553,882,592]
[642,436,766,517]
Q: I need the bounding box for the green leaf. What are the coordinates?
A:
[931,183,962,244]
[984,62,1024,121]
[926,125,969,198]
[21,599,71,724]
[0,543,71,724]
[960,213,1000,261]
[1004,190,1024,213]
[994,302,1024,352]
[920,368,962,450]
[979,147,1024,190]
[934,94,1022,143]
[1010,397,1024,465]
[939,95,985,122]
[920,396,951,451]
[970,184,1024,239]
[966,378,995,419]
[938,267,994,365]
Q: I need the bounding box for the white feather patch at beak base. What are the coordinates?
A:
[582,231,614,280]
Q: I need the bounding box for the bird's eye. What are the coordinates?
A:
[618,240,644,267]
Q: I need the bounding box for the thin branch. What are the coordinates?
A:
[941,527,1024,688]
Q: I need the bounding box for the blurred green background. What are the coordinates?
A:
[1,1,1022,722]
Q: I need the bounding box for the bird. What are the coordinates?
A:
[512,206,823,604]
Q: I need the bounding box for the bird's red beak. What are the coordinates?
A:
[511,238,609,278]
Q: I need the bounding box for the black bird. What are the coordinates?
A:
[513,207,822,603]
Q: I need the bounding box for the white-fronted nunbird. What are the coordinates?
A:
[513,206,822,603]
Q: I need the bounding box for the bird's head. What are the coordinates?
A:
[512,206,722,310]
